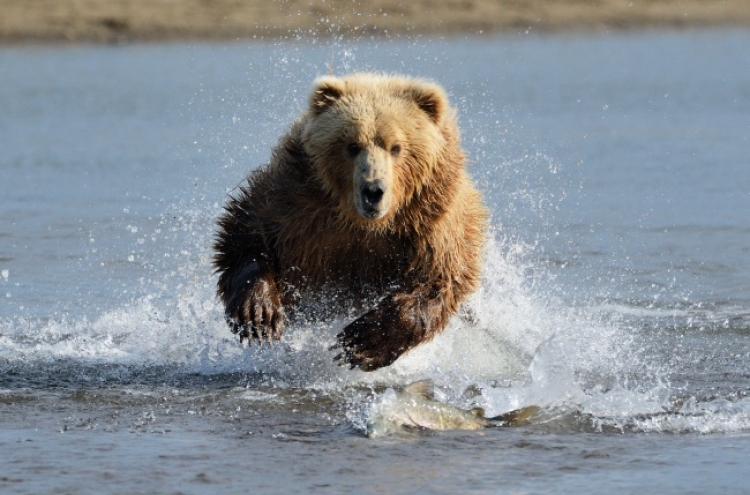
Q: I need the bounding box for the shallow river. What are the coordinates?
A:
[1,30,749,494]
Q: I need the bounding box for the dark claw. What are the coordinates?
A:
[225,272,285,348]
[331,294,426,371]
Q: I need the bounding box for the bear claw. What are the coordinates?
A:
[332,291,438,371]
[227,273,285,346]
[332,305,410,371]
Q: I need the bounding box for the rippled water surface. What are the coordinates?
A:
[1,30,749,494]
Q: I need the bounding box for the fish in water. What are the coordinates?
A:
[365,379,539,437]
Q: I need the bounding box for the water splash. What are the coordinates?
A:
[2,142,748,433]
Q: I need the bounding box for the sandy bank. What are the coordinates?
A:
[2,0,749,44]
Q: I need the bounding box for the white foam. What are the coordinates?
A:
[1,229,747,434]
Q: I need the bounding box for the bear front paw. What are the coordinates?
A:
[226,273,285,346]
[333,296,420,371]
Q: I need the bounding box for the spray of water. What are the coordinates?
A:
[2,41,748,434]
[0,211,719,433]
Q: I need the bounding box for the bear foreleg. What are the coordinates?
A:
[333,285,451,371]
[221,262,285,346]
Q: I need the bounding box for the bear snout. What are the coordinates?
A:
[353,148,393,220]
[356,180,390,219]
[361,182,385,207]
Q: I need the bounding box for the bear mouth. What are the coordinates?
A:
[358,202,387,220]
[360,207,386,220]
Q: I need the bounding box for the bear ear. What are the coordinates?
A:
[406,81,448,125]
[309,76,346,115]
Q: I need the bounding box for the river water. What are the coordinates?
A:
[1,30,749,494]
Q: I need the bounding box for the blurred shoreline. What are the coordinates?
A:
[2,0,750,45]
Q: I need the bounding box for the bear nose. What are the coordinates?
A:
[361,182,385,207]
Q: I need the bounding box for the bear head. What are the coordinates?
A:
[301,73,452,227]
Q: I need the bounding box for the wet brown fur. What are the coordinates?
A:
[214,73,487,371]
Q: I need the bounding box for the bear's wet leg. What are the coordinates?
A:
[222,262,285,346]
[334,286,451,371]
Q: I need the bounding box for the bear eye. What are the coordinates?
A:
[390,144,401,156]
[346,143,361,157]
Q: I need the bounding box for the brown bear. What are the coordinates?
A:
[214,72,487,371]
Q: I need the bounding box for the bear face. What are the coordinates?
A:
[302,73,450,227]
